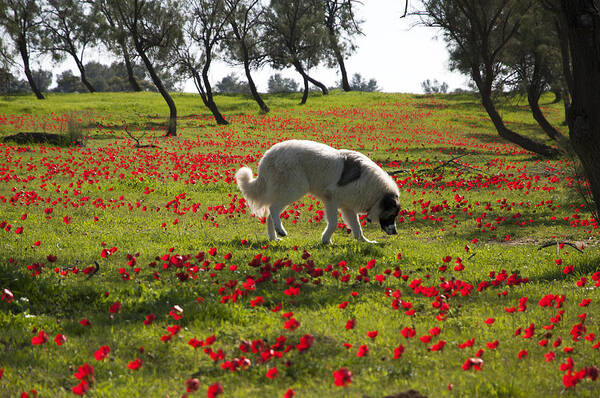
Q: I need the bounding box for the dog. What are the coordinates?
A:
[235,140,400,244]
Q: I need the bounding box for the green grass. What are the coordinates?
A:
[0,90,598,397]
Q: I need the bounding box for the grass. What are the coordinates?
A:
[0,90,598,397]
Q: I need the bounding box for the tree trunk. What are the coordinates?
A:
[561,0,600,215]
[300,75,309,105]
[551,88,562,104]
[134,41,177,136]
[473,69,559,157]
[527,86,564,142]
[243,60,269,113]
[305,73,328,95]
[201,53,228,125]
[328,29,351,91]
[119,37,141,92]
[18,39,44,100]
[74,58,95,93]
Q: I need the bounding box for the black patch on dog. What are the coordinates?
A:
[379,193,400,233]
[338,153,362,186]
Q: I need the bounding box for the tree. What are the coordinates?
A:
[179,0,244,125]
[175,0,231,125]
[223,0,270,113]
[502,3,565,142]
[215,73,250,94]
[267,73,299,93]
[92,0,142,92]
[419,0,559,157]
[43,0,99,93]
[421,78,449,94]
[110,0,184,136]
[322,0,363,91]
[264,0,329,104]
[0,0,46,99]
[346,73,379,92]
[54,70,84,93]
[559,0,600,215]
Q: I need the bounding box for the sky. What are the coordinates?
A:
[42,0,471,94]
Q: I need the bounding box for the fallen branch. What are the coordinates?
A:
[538,241,584,254]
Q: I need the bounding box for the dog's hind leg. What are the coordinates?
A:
[321,200,339,244]
[266,213,279,241]
[341,207,376,244]
[268,203,288,237]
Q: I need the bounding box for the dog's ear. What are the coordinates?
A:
[338,154,362,186]
[380,193,399,214]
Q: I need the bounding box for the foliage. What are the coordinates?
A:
[267,73,299,93]
[421,78,449,94]
[348,73,379,92]
[215,73,250,94]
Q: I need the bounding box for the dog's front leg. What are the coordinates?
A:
[341,207,376,244]
[321,200,339,244]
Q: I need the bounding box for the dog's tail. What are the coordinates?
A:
[235,166,268,217]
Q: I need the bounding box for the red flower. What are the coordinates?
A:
[333,367,353,386]
[356,344,369,357]
[345,319,356,330]
[486,340,499,349]
[207,382,223,398]
[400,327,416,338]
[73,363,94,381]
[185,378,200,393]
[94,345,111,361]
[296,334,314,352]
[462,357,483,371]
[284,388,295,398]
[127,358,143,370]
[80,318,91,327]
[31,330,48,345]
[144,313,155,325]
[367,330,378,339]
[208,247,217,256]
[54,334,66,346]
[72,380,89,395]
[109,301,121,314]
[484,318,495,325]
[518,350,528,359]
[1,289,14,303]
[14,226,23,234]
[393,344,405,359]
[266,367,278,379]
[338,301,349,309]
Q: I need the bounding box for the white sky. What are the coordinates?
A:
[39,0,470,94]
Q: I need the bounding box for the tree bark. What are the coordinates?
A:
[201,52,228,125]
[561,0,600,215]
[18,39,44,99]
[472,68,559,157]
[327,28,351,91]
[243,59,269,113]
[133,42,177,136]
[74,58,95,93]
[527,86,564,142]
[119,37,141,92]
[300,75,309,105]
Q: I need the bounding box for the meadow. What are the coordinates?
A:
[0,90,598,397]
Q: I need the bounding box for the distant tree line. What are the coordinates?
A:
[0,0,379,136]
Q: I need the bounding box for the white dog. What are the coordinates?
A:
[235,140,400,244]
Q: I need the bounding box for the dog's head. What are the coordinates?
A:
[367,193,400,235]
